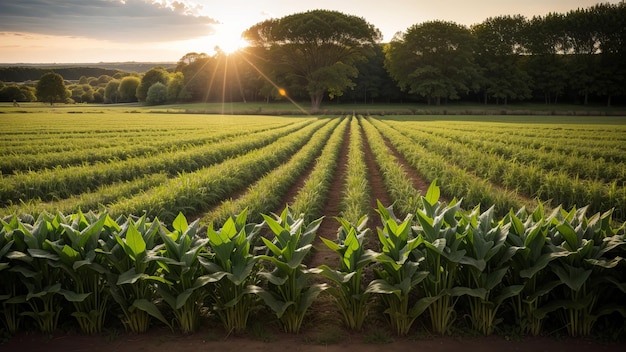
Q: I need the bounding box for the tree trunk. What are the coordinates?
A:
[311,93,323,112]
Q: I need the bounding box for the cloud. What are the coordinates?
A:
[0,0,219,43]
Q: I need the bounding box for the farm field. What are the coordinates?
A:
[1,105,625,351]
[1,107,625,224]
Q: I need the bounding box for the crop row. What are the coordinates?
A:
[1,182,623,337]
[411,123,626,182]
[340,117,371,224]
[368,117,531,216]
[380,119,626,220]
[202,116,346,226]
[0,123,293,174]
[106,118,330,222]
[0,119,314,207]
[360,116,421,215]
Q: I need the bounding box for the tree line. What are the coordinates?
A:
[4,3,625,108]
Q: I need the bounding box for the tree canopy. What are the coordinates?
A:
[385,21,480,105]
[36,72,67,105]
[243,9,382,111]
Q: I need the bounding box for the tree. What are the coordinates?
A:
[145,82,167,105]
[36,72,67,105]
[166,72,190,103]
[385,21,479,105]
[136,67,170,102]
[104,80,121,104]
[118,76,140,102]
[243,10,382,111]
[472,15,532,104]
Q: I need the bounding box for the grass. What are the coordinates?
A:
[3,101,624,117]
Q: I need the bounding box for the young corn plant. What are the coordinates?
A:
[201,209,262,334]
[544,206,625,337]
[154,213,221,334]
[460,206,523,335]
[414,181,470,335]
[250,207,327,333]
[50,211,115,334]
[99,215,170,333]
[318,216,376,330]
[5,212,87,333]
[367,202,433,336]
[0,217,21,334]
[503,204,566,336]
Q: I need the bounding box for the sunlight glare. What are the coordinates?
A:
[211,22,249,55]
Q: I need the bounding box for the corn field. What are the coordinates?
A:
[0,111,625,338]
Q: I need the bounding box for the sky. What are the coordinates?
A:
[0,0,620,64]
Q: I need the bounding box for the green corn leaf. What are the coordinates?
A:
[556,222,579,251]
[409,295,439,317]
[552,264,592,292]
[298,283,328,313]
[59,288,91,302]
[366,279,402,296]
[424,179,440,206]
[121,223,146,262]
[132,298,171,329]
[172,212,188,234]
[320,236,341,252]
[117,268,145,285]
[27,248,58,261]
[493,285,525,306]
[262,214,285,236]
[248,285,293,318]
[447,286,486,299]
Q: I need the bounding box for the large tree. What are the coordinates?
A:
[36,72,67,105]
[385,21,479,105]
[243,10,381,111]
[472,15,532,104]
[136,67,170,102]
[118,76,140,102]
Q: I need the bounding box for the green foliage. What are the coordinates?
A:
[243,9,381,110]
[136,67,170,102]
[99,215,170,333]
[201,209,261,333]
[153,213,218,334]
[249,207,327,333]
[367,202,433,336]
[145,82,168,106]
[36,72,67,105]
[385,21,479,105]
[318,216,376,330]
[118,76,140,102]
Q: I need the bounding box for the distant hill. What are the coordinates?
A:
[0,62,177,82]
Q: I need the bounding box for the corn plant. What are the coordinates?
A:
[99,215,170,333]
[153,213,221,334]
[367,202,433,336]
[413,181,470,335]
[47,211,115,334]
[317,216,376,330]
[543,206,625,337]
[5,212,87,333]
[503,204,566,336]
[0,217,21,334]
[460,206,523,335]
[201,209,262,333]
[250,207,327,333]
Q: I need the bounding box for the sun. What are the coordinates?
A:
[211,23,250,55]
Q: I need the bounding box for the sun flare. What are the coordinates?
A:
[210,23,250,55]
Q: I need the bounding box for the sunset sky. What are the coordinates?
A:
[0,0,618,64]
